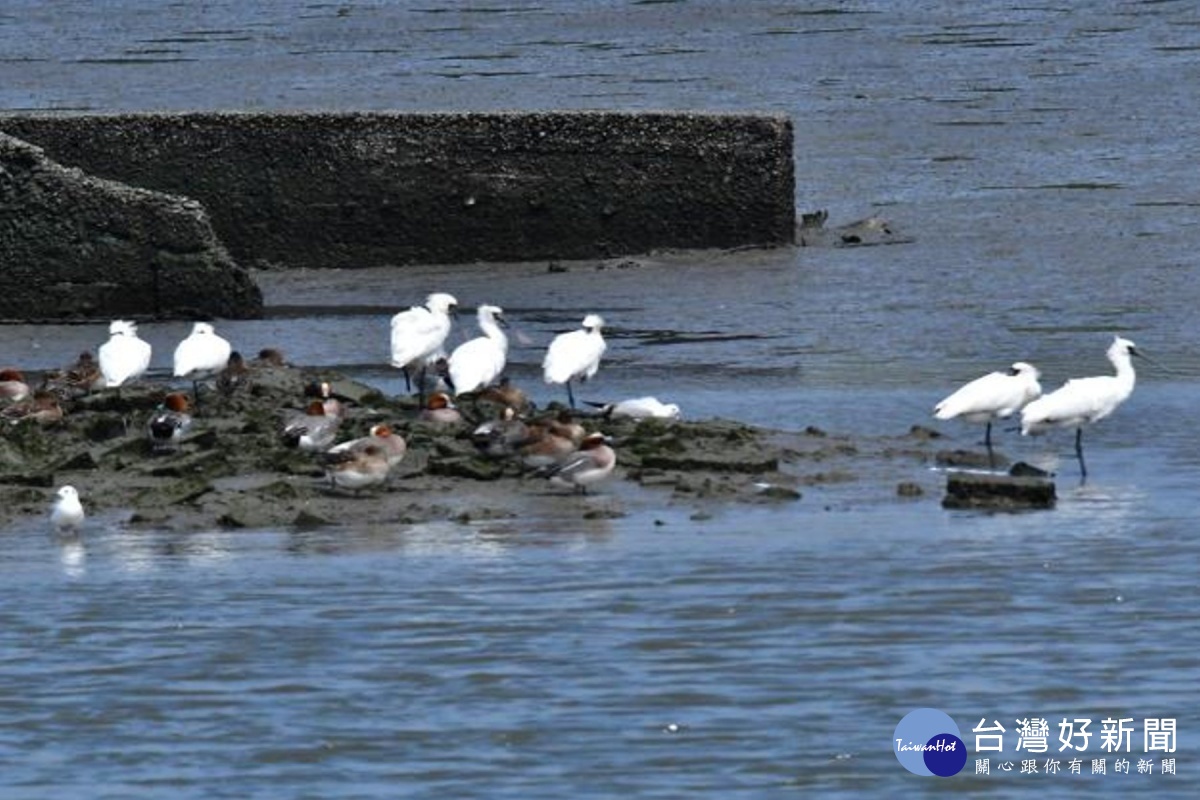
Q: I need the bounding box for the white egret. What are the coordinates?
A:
[448,305,508,395]
[173,322,232,400]
[98,319,152,389]
[934,361,1042,450]
[1020,336,1144,478]
[543,313,607,408]
[390,292,458,396]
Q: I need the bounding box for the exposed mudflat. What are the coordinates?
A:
[0,360,979,533]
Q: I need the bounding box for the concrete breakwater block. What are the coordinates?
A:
[1,111,795,271]
[941,472,1056,511]
[0,133,263,321]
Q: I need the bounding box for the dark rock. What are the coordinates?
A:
[942,472,1056,511]
[1009,461,1053,478]
[53,450,99,472]
[0,133,262,321]
[752,484,802,502]
[293,510,333,530]
[896,481,925,497]
[935,449,1008,469]
[4,111,795,269]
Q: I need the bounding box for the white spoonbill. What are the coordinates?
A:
[390,292,458,395]
[1020,336,1144,478]
[50,485,85,536]
[98,319,152,389]
[173,322,232,399]
[543,313,607,409]
[448,305,508,395]
[933,361,1042,450]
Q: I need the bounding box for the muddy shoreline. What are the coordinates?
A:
[0,359,995,534]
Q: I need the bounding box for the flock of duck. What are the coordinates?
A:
[17,292,685,536]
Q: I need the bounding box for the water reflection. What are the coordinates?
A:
[57,537,87,579]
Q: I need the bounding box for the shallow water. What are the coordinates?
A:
[3,1,1200,796]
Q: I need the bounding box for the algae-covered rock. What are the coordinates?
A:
[942,472,1056,511]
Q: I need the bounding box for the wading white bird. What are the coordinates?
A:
[1020,336,1144,478]
[50,485,85,535]
[173,322,232,398]
[934,361,1042,450]
[390,292,458,395]
[98,319,152,389]
[448,305,508,395]
[543,313,607,409]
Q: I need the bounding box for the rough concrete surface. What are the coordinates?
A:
[0,133,263,321]
[2,111,795,270]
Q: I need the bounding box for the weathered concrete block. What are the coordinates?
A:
[0,133,262,321]
[1,111,795,269]
[942,472,1056,511]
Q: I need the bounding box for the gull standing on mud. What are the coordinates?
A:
[543,314,606,409]
[1020,336,1144,479]
[933,361,1042,452]
[448,304,508,396]
[50,485,85,535]
[99,320,152,389]
[390,292,458,396]
[173,322,232,400]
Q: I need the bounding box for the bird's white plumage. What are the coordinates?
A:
[448,305,507,395]
[390,292,457,370]
[50,485,85,534]
[543,314,607,385]
[1021,337,1139,436]
[934,361,1042,424]
[608,396,681,420]
[98,319,152,388]
[173,322,232,379]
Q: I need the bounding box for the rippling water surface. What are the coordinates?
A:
[3,1,1200,796]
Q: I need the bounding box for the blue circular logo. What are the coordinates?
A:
[894,708,966,777]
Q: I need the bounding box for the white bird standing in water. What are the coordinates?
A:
[448,304,508,395]
[390,292,458,396]
[98,319,152,389]
[934,361,1042,450]
[173,322,232,399]
[1020,336,1144,478]
[50,485,85,535]
[543,313,607,409]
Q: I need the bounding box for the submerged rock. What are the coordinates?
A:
[941,472,1056,511]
